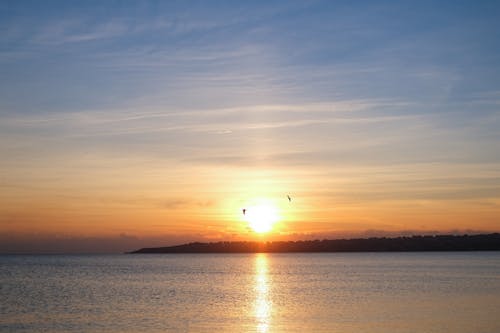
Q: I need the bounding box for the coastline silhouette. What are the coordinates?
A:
[129,233,500,253]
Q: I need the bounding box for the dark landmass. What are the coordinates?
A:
[128,233,500,253]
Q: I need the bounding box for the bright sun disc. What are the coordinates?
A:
[245,203,279,233]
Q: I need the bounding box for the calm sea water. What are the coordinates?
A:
[1,252,499,332]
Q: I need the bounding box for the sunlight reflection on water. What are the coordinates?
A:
[2,253,500,332]
[254,253,271,333]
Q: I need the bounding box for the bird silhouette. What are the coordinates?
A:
[287,195,291,202]
[242,208,246,215]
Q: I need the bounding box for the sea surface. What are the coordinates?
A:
[1,252,499,332]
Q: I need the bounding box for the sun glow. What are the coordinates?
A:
[244,202,280,233]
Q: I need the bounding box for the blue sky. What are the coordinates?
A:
[1,1,499,252]
[2,0,499,113]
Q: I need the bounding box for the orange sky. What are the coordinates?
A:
[2,157,498,244]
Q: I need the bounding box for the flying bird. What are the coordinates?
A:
[287,195,291,202]
[242,208,246,215]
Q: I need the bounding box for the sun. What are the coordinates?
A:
[244,203,279,233]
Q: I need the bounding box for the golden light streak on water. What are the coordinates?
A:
[254,253,271,333]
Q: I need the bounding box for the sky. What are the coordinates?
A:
[1,0,499,253]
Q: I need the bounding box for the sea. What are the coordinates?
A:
[1,252,499,333]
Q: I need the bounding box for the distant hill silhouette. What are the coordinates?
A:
[129,233,500,253]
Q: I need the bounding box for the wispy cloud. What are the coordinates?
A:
[0,99,415,132]
[34,19,129,45]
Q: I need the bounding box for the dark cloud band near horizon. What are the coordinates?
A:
[0,229,494,254]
